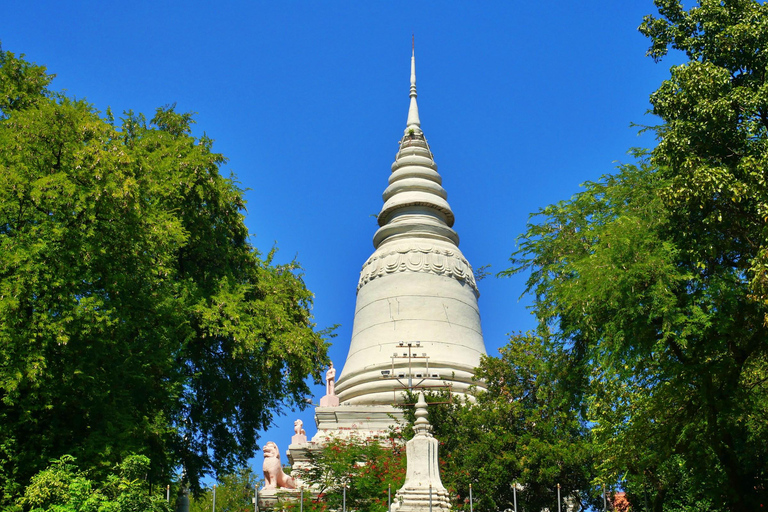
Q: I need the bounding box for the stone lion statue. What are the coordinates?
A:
[262,441,296,490]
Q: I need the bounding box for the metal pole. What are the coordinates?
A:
[300,487,304,512]
[603,484,607,512]
[167,484,170,502]
[557,483,561,512]
[429,484,432,512]
[408,344,413,389]
[343,484,346,512]
[388,484,391,512]
[469,483,473,512]
[255,484,259,512]
[212,485,216,512]
[513,484,517,512]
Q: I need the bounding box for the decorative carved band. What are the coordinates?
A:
[357,245,478,294]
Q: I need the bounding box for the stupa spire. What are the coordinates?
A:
[406,36,421,133]
[371,42,459,252]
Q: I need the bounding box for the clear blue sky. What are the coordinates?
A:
[4,1,677,480]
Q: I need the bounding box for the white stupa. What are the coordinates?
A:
[310,46,487,442]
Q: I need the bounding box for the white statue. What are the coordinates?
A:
[326,363,336,396]
[262,441,296,490]
[320,363,339,407]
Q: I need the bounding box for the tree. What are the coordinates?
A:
[401,335,596,512]
[19,454,171,512]
[0,48,330,504]
[506,2,768,509]
[293,435,405,512]
[188,468,259,512]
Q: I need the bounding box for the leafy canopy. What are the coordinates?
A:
[0,47,330,504]
[506,1,768,510]
[19,454,170,512]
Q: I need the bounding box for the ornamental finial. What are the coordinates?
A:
[406,37,421,133]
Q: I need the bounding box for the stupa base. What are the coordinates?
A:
[392,486,452,512]
[311,404,405,443]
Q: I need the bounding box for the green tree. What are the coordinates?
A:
[188,468,259,512]
[293,436,405,512]
[507,2,768,509]
[0,48,330,504]
[19,454,171,512]
[402,335,595,512]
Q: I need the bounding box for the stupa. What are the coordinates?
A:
[311,45,487,442]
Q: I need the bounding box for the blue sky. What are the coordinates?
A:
[5,1,678,480]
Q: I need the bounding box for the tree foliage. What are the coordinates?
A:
[506,1,768,510]
[18,454,170,512]
[293,436,405,512]
[0,48,330,504]
[188,468,259,512]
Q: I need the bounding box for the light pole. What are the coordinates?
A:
[381,341,447,395]
[513,483,517,512]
